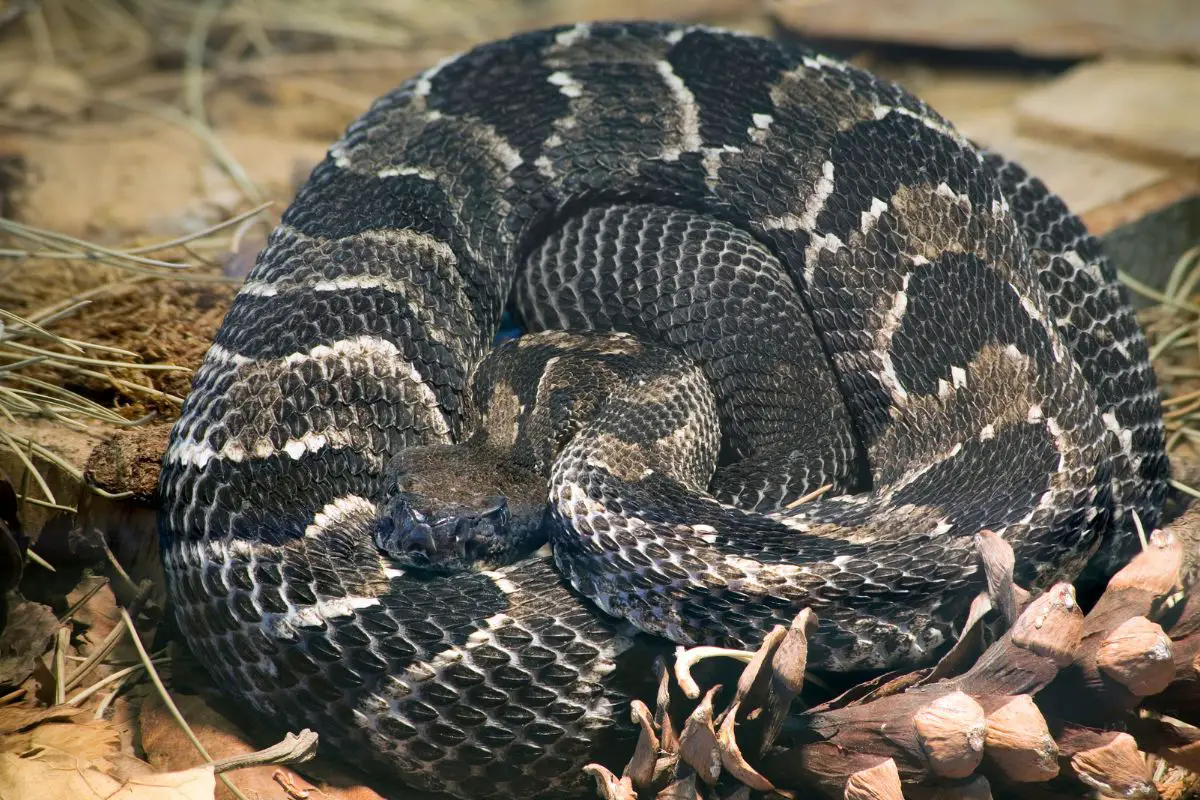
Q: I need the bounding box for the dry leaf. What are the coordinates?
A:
[0,704,121,761]
[0,599,56,688]
[0,704,83,735]
[110,765,216,800]
[67,578,121,648]
[22,720,121,761]
[0,750,121,800]
[0,750,215,800]
[140,690,386,800]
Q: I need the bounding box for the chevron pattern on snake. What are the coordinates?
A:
[158,21,1169,799]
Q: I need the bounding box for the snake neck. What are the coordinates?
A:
[373,329,720,574]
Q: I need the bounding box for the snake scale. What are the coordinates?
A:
[159,21,1170,798]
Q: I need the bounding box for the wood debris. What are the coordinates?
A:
[588,507,1200,799]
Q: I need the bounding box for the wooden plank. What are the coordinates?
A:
[767,0,1200,60]
[954,110,1170,223]
[1087,176,1200,237]
[1015,59,1200,166]
[1097,184,1200,305]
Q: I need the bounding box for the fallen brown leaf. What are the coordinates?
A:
[140,690,386,800]
[67,577,121,647]
[0,749,215,800]
[0,749,123,800]
[11,719,121,761]
[109,764,216,800]
[0,703,83,735]
[0,599,56,689]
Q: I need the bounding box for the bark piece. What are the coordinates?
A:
[913,692,987,779]
[1096,616,1175,697]
[844,758,904,800]
[767,0,1200,60]
[1059,727,1155,800]
[981,695,1059,782]
[584,763,637,800]
[678,687,722,786]
[1017,59,1200,165]
[625,699,660,790]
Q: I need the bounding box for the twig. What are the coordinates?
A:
[53,626,71,705]
[0,218,195,270]
[120,607,252,800]
[783,483,833,510]
[0,687,27,706]
[121,202,272,255]
[64,581,152,691]
[1170,479,1200,502]
[212,729,319,773]
[67,655,169,708]
[59,576,109,623]
[0,426,57,505]
[102,540,139,596]
[24,548,55,572]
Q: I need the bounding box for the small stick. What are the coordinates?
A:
[66,655,169,708]
[119,608,252,800]
[64,581,152,691]
[102,539,140,599]
[57,576,109,624]
[211,730,319,773]
[24,548,55,572]
[783,484,833,510]
[53,625,70,705]
[0,688,26,705]
[673,645,756,700]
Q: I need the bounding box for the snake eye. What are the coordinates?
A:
[478,495,509,528]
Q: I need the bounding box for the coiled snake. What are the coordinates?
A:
[159,21,1169,798]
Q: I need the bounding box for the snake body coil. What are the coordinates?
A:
[159,22,1169,798]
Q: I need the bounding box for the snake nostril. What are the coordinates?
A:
[405,524,437,554]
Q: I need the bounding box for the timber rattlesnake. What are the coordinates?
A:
[159,21,1169,798]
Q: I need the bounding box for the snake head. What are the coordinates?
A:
[376,491,513,573]
[375,443,552,573]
